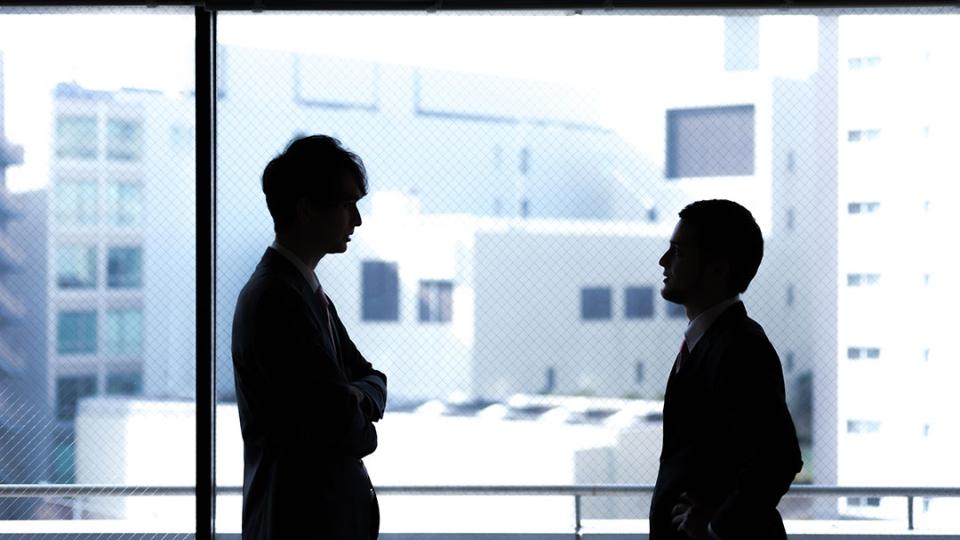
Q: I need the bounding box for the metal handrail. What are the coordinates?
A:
[2,484,959,533]
[3,483,960,497]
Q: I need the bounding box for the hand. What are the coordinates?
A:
[670,492,716,540]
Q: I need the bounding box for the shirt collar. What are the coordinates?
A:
[683,295,741,353]
[269,240,320,293]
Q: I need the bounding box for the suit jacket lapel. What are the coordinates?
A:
[258,249,341,370]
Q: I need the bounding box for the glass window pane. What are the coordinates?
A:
[0,6,196,524]
[106,371,144,395]
[54,180,98,225]
[105,308,143,355]
[56,244,97,289]
[107,246,143,288]
[581,287,612,320]
[107,182,144,226]
[55,375,97,421]
[215,9,960,534]
[56,311,97,354]
[362,260,400,321]
[106,118,144,161]
[54,115,97,159]
[625,286,654,319]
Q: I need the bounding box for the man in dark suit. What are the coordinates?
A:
[650,199,802,540]
[232,135,387,540]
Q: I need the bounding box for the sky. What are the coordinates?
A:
[0,9,825,192]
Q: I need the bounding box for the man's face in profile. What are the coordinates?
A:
[658,219,705,306]
[306,175,364,256]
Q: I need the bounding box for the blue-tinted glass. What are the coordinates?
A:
[106,118,144,161]
[581,287,611,320]
[56,311,97,354]
[106,309,143,355]
[56,245,97,289]
[625,286,654,319]
[666,105,755,178]
[107,246,143,288]
[55,375,97,420]
[418,280,453,323]
[362,260,399,321]
[54,115,97,159]
[106,372,143,395]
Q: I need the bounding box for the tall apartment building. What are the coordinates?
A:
[47,83,152,482]
[0,50,50,519]
[836,15,960,523]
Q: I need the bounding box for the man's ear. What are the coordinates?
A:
[707,258,731,287]
[294,197,313,225]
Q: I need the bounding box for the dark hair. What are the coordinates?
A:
[678,199,763,294]
[261,135,367,232]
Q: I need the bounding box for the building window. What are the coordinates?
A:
[848,201,880,214]
[666,301,685,319]
[581,287,612,321]
[56,245,97,289]
[106,118,144,161]
[55,180,98,225]
[56,375,97,420]
[57,311,97,354]
[786,207,795,231]
[54,115,98,159]
[107,246,143,288]
[624,286,654,319]
[108,183,144,226]
[847,420,881,434]
[52,433,77,484]
[666,105,755,178]
[418,280,454,323]
[635,362,645,384]
[847,273,880,287]
[786,284,795,307]
[361,260,399,322]
[106,308,143,355]
[848,56,882,70]
[847,347,881,360]
[106,371,144,396]
[786,151,796,173]
[847,129,881,143]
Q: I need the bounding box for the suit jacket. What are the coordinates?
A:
[649,302,802,540]
[232,248,388,540]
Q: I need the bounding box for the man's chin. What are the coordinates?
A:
[661,288,683,304]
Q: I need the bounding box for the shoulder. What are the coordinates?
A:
[237,269,307,317]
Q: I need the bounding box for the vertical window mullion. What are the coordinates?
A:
[195,6,216,540]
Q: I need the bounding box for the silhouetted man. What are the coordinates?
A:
[232,135,387,540]
[650,200,802,540]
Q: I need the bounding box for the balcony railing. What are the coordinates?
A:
[2,484,960,537]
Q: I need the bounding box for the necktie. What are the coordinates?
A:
[674,339,689,374]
